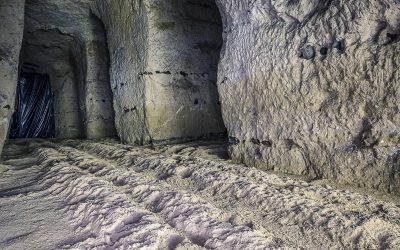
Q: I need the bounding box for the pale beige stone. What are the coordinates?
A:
[0,0,25,156]
[216,0,400,193]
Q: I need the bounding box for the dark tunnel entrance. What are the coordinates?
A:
[9,73,55,139]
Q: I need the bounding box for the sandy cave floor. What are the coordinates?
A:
[0,139,400,249]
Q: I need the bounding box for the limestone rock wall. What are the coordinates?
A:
[50,61,83,139]
[22,29,84,139]
[0,0,25,156]
[21,0,116,139]
[90,0,150,144]
[2,0,397,195]
[216,0,400,193]
[1,0,225,152]
[144,0,225,143]
[91,0,226,144]
[72,16,117,139]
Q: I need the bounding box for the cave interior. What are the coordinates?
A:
[9,0,226,144]
[0,0,400,249]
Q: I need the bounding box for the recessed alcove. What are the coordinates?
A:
[14,1,118,140]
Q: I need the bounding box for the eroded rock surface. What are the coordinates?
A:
[22,0,116,139]
[91,0,226,144]
[1,140,400,249]
[216,0,400,193]
[0,0,25,156]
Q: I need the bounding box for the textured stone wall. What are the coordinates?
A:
[50,61,84,139]
[2,0,397,195]
[1,0,225,151]
[0,0,25,156]
[21,0,116,139]
[91,0,225,144]
[216,0,400,193]
[144,0,225,143]
[22,29,84,139]
[73,16,117,139]
[90,0,150,144]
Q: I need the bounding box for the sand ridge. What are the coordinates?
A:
[0,139,400,249]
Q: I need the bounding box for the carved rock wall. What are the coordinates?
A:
[216,0,400,193]
[21,0,116,139]
[0,0,25,155]
[91,0,226,144]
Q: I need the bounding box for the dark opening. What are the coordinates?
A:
[9,73,55,139]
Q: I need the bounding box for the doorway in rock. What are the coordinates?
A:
[9,73,55,139]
